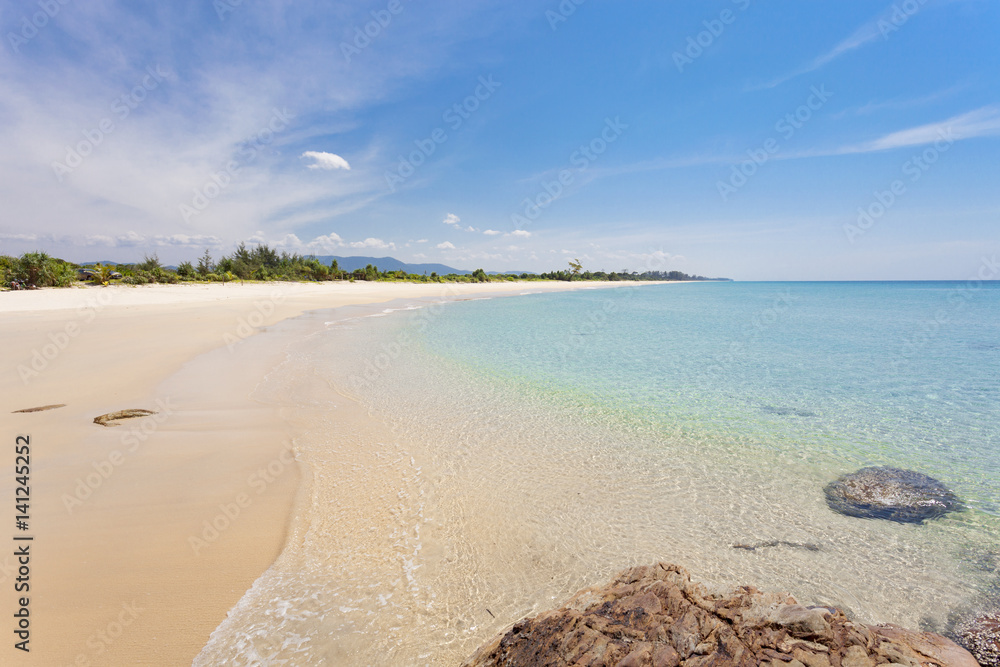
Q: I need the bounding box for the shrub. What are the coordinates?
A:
[176,261,196,278]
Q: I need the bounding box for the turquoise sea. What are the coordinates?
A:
[422,281,1000,515]
[197,281,1000,666]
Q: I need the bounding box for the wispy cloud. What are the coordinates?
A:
[831,83,968,119]
[753,21,883,90]
[829,106,1000,155]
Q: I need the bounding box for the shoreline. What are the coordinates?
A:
[0,280,659,666]
[194,281,996,664]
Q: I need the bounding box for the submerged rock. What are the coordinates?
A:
[762,405,818,417]
[953,609,1000,667]
[462,563,978,667]
[823,466,962,524]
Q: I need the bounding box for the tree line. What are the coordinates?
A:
[1,245,728,289]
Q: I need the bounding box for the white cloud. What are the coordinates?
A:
[639,249,684,270]
[0,233,38,242]
[153,234,223,247]
[307,233,345,251]
[437,241,455,249]
[271,233,303,248]
[301,151,351,170]
[509,229,531,238]
[443,213,460,225]
[348,237,394,249]
[465,226,478,232]
[85,235,116,247]
[415,239,428,243]
[116,231,146,246]
[483,229,502,236]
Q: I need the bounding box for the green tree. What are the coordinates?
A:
[137,253,162,272]
[197,249,213,276]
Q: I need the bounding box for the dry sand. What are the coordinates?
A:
[0,280,634,666]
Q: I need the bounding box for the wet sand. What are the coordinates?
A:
[0,280,632,666]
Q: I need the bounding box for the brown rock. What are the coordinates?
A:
[93,408,156,426]
[12,403,66,413]
[462,563,979,667]
[840,644,874,667]
[953,610,1000,667]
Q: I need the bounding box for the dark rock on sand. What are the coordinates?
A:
[463,562,978,667]
[824,466,962,524]
[953,609,1000,667]
[13,403,66,413]
[93,409,157,427]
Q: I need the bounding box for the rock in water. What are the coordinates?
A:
[954,610,1000,667]
[462,562,979,667]
[823,466,962,524]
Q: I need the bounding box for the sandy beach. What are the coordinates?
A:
[0,280,635,666]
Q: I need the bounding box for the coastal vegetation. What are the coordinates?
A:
[1,244,728,289]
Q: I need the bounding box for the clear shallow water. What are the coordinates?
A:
[196,282,1000,666]
[423,282,1000,513]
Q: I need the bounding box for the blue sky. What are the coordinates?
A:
[1,0,997,279]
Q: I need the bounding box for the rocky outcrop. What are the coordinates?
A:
[953,609,999,667]
[823,467,963,524]
[463,563,979,667]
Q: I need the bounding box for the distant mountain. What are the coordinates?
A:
[308,255,471,275]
